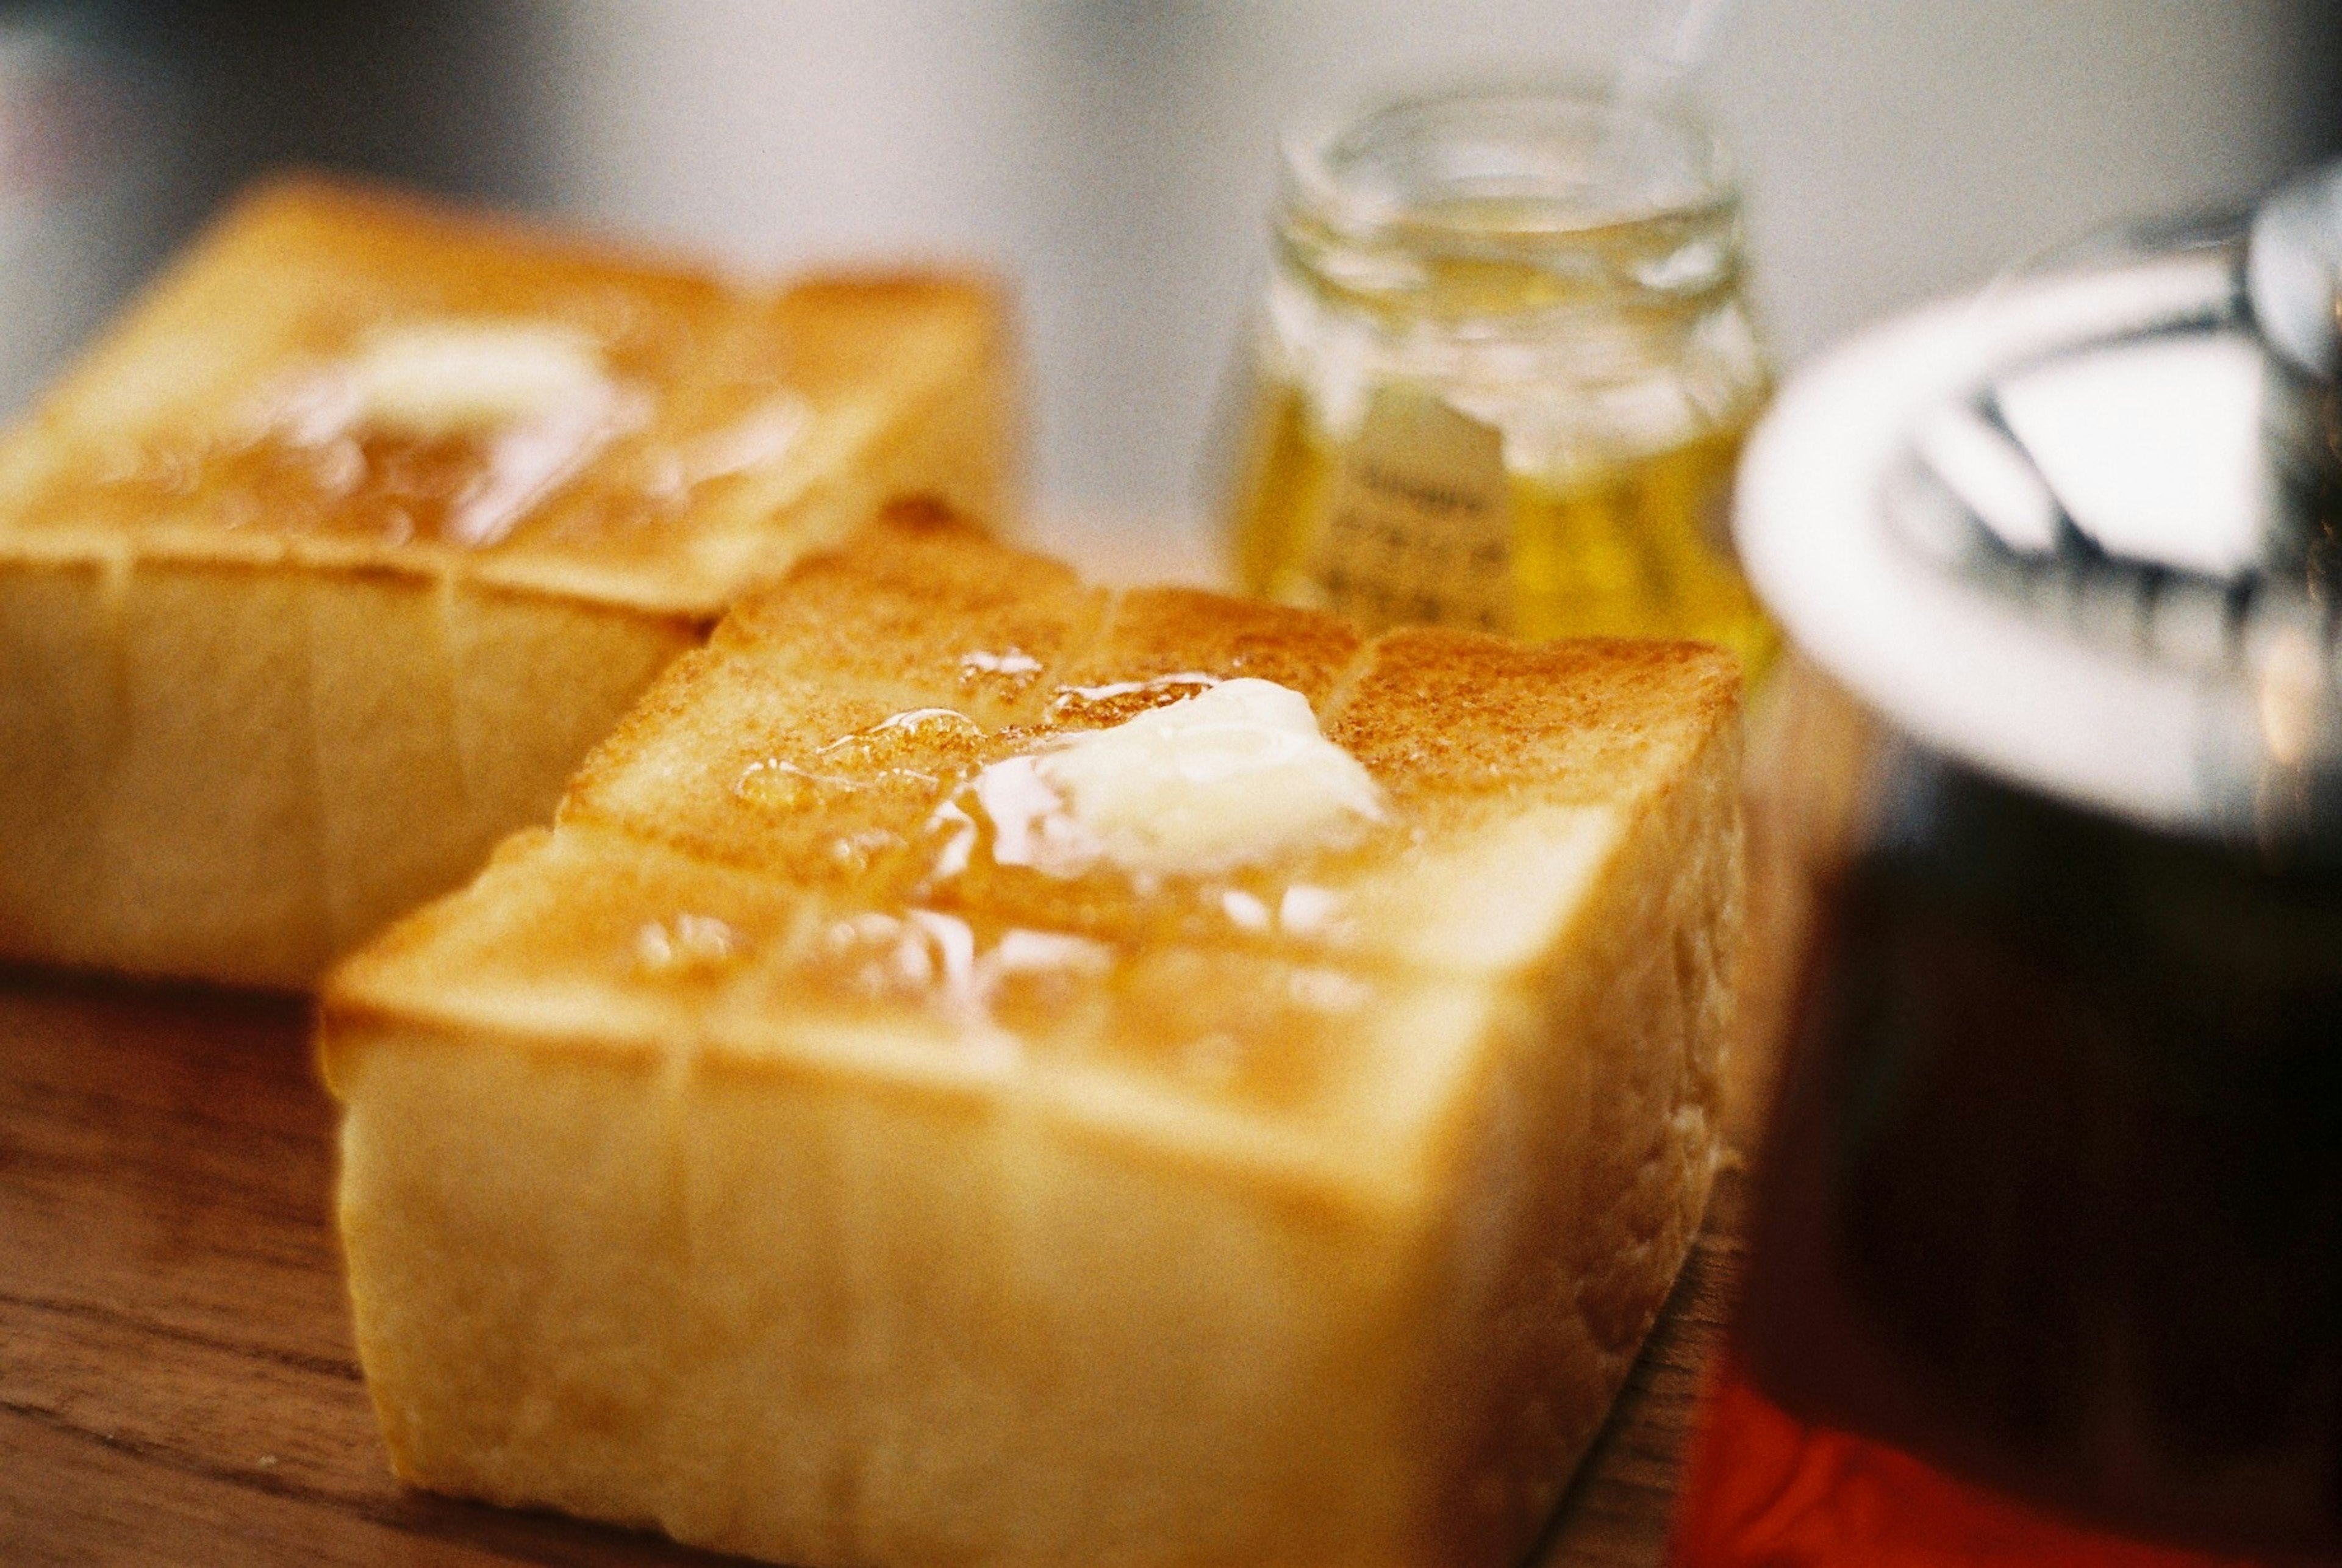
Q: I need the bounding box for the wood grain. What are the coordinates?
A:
[0,968,1741,1567]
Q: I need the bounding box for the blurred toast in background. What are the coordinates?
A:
[0,177,1015,989]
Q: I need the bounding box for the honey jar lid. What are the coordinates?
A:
[1737,162,2342,840]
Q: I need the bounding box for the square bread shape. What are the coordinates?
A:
[0,176,1015,987]
[321,510,1742,1568]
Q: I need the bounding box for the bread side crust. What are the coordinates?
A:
[330,1007,1434,1566]
[0,553,698,987]
[1405,704,1741,1562]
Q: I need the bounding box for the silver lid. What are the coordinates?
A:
[1738,172,2342,838]
[2250,160,2342,381]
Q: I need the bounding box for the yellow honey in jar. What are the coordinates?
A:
[1225,88,1778,678]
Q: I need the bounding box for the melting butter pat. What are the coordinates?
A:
[348,321,609,437]
[1034,677,1384,875]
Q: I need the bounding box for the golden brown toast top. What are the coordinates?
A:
[324,509,1740,1201]
[0,176,1006,615]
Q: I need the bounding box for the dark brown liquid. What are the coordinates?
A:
[1683,751,2342,1561]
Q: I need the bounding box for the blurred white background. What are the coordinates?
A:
[9,0,2340,557]
[526,0,2339,550]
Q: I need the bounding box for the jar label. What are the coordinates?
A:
[1311,386,1514,633]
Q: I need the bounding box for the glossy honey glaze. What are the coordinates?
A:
[52,306,820,553]
[654,673,1419,1109]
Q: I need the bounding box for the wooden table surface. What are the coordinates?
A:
[0,967,1744,1567]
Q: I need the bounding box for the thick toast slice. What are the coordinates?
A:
[321,508,1742,1568]
[0,177,1014,987]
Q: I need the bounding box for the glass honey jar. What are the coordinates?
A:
[1223,84,1778,676]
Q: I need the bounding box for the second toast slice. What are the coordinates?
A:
[0,177,1014,988]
